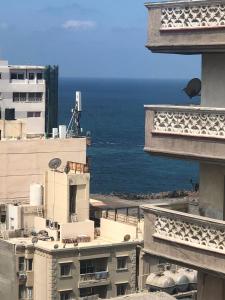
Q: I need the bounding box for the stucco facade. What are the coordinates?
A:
[0,137,87,204]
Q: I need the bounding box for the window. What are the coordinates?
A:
[19,257,25,271]
[27,259,33,271]
[60,263,71,277]
[11,73,17,80]
[19,285,26,299]
[37,72,43,80]
[0,73,2,79]
[117,284,128,296]
[27,287,33,299]
[13,92,26,102]
[27,111,41,118]
[80,288,94,298]
[28,92,42,102]
[80,260,94,274]
[29,73,35,80]
[11,72,25,80]
[18,73,24,80]
[117,257,127,270]
[60,291,73,300]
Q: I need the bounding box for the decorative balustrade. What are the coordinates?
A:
[161,3,225,31]
[151,106,225,139]
[148,206,225,255]
[80,271,108,283]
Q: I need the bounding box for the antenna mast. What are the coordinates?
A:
[67,91,82,137]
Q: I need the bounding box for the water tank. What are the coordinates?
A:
[52,128,58,138]
[165,269,189,293]
[59,125,67,139]
[30,184,43,206]
[178,268,197,291]
[146,272,176,295]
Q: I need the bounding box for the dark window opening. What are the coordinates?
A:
[69,185,77,215]
[29,73,35,80]
[117,284,128,296]
[5,108,15,120]
[37,72,43,80]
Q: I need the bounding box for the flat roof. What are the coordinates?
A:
[7,235,140,252]
[9,65,45,70]
[145,0,216,8]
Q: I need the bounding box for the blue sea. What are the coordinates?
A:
[59,78,199,195]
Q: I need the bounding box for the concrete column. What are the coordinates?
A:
[201,53,225,108]
[199,162,225,220]
[197,271,225,300]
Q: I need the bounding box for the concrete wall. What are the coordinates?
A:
[198,271,225,300]
[33,250,54,300]
[0,137,86,203]
[199,162,225,220]
[0,240,17,300]
[202,54,225,108]
[100,218,137,242]
[45,171,90,224]
[60,220,94,241]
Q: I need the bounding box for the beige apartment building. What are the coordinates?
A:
[0,147,143,300]
[142,1,225,300]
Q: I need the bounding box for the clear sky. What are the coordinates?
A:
[0,0,200,79]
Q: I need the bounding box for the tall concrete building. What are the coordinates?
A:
[142,1,225,300]
[0,60,58,138]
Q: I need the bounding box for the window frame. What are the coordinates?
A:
[18,257,25,272]
[60,290,73,300]
[60,263,72,278]
[117,256,128,271]
[27,258,33,271]
[27,111,41,118]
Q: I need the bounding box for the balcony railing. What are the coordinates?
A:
[148,105,225,139]
[159,2,225,31]
[144,205,225,255]
[145,1,225,53]
[80,271,108,283]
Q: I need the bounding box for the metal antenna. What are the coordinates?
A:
[67,91,82,137]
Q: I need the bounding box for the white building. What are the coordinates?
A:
[0,60,58,138]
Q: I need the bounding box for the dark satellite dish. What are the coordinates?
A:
[48,158,62,170]
[124,234,131,242]
[183,78,201,98]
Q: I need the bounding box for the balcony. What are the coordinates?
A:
[79,272,109,288]
[145,105,225,162]
[145,0,225,53]
[142,204,225,276]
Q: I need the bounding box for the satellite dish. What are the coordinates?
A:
[32,237,38,244]
[124,234,131,242]
[48,158,62,170]
[183,78,201,98]
[54,244,59,249]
